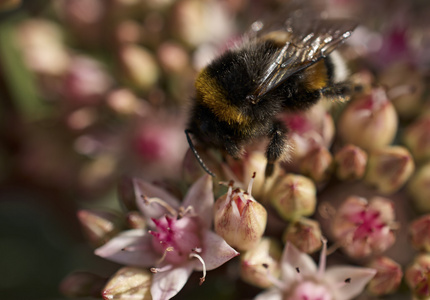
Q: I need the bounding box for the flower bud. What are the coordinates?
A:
[240,237,281,288]
[332,196,396,258]
[299,146,333,183]
[60,271,106,298]
[409,214,430,252]
[367,256,403,295]
[337,88,398,151]
[408,163,430,213]
[405,254,430,299]
[334,144,368,181]
[77,209,124,247]
[269,174,316,221]
[214,178,267,251]
[403,115,430,163]
[119,44,159,91]
[102,267,152,300]
[364,146,414,194]
[379,62,425,120]
[283,217,322,254]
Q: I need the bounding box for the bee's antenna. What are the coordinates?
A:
[185,129,216,177]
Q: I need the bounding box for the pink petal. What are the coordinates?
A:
[94,229,158,267]
[183,175,214,228]
[151,264,193,300]
[134,178,180,219]
[281,243,317,284]
[197,230,239,271]
[325,266,376,300]
[254,288,283,300]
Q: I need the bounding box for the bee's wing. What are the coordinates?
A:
[250,17,357,99]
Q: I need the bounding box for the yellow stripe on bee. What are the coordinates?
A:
[195,69,250,126]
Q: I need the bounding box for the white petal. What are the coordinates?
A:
[197,230,239,271]
[281,243,317,283]
[254,288,283,300]
[134,178,180,220]
[183,175,214,228]
[150,264,193,300]
[95,229,158,267]
[325,266,376,300]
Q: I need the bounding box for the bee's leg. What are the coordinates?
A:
[265,120,288,177]
[224,137,242,160]
[321,82,354,102]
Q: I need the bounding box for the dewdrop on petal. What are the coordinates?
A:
[214,174,268,251]
[367,256,403,296]
[364,146,414,195]
[240,237,281,288]
[269,174,316,221]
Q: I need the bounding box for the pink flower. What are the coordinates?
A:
[255,240,376,300]
[95,175,239,300]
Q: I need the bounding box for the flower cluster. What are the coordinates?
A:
[2,0,430,300]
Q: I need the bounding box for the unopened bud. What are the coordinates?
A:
[334,144,368,181]
[214,178,267,251]
[338,88,398,151]
[403,116,430,163]
[60,271,106,298]
[269,174,316,221]
[405,254,430,299]
[102,267,152,300]
[300,146,333,183]
[408,163,430,213]
[240,237,281,288]
[77,210,124,247]
[367,256,403,295]
[364,146,414,194]
[283,217,322,254]
[409,214,430,252]
[332,196,396,258]
[119,44,159,91]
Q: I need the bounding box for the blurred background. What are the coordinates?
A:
[0,0,429,299]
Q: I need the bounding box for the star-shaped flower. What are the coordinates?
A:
[95,175,239,300]
[255,240,376,300]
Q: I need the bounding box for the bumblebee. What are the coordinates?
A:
[186,13,357,177]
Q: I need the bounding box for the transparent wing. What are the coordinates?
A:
[250,16,357,99]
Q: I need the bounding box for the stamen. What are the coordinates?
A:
[247,172,256,194]
[189,252,206,285]
[224,181,234,206]
[141,195,177,216]
[318,238,328,277]
[179,205,195,218]
[156,246,174,265]
[150,264,173,273]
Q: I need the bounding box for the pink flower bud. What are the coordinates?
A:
[408,163,430,213]
[405,254,430,299]
[409,214,430,252]
[299,146,333,183]
[77,210,124,247]
[102,267,152,300]
[332,196,396,258]
[403,115,430,163]
[338,87,398,151]
[364,146,415,194]
[214,178,267,251]
[240,237,281,288]
[269,174,317,221]
[60,271,106,298]
[283,217,323,254]
[334,144,368,181]
[367,256,403,295]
